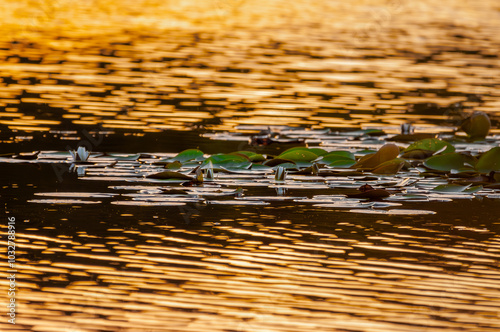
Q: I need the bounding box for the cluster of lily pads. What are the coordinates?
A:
[4,111,499,213]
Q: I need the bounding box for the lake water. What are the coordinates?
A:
[1,1,500,331]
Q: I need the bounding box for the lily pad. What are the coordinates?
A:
[371,158,405,175]
[203,154,252,168]
[329,160,357,168]
[231,151,266,162]
[423,153,466,172]
[352,144,400,169]
[404,138,455,154]
[278,148,319,162]
[264,158,296,167]
[171,149,204,162]
[475,147,500,173]
[431,184,470,192]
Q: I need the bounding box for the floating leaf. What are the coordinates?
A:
[404,138,455,154]
[431,184,470,192]
[352,144,400,169]
[329,160,356,168]
[164,161,182,170]
[231,151,266,162]
[475,147,500,173]
[400,149,435,160]
[371,158,405,175]
[460,111,491,140]
[464,185,483,193]
[146,171,193,180]
[264,158,296,167]
[203,154,252,168]
[423,153,465,172]
[278,149,319,162]
[388,133,436,142]
[308,148,328,156]
[319,151,355,164]
[172,149,204,162]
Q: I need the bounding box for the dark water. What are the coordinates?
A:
[1,2,500,331]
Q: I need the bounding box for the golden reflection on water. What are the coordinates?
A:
[0,1,499,134]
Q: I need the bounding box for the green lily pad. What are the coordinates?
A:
[278,148,319,162]
[329,160,356,168]
[172,149,204,162]
[387,133,436,142]
[405,138,455,154]
[203,154,252,168]
[231,151,266,162]
[475,147,500,173]
[431,184,470,192]
[319,151,355,164]
[308,148,328,156]
[264,158,296,167]
[423,153,465,172]
[464,185,483,193]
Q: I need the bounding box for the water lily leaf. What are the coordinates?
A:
[423,153,465,171]
[278,149,319,162]
[464,185,483,193]
[387,133,436,142]
[308,148,328,156]
[165,161,182,169]
[405,138,455,154]
[146,171,193,180]
[251,163,272,171]
[371,158,405,175]
[329,160,356,168]
[264,158,296,167]
[460,111,491,140]
[352,144,400,169]
[319,151,355,164]
[203,154,252,168]
[475,147,500,173]
[431,184,470,192]
[172,149,204,162]
[231,151,266,162]
[271,163,299,170]
[400,149,435,160]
